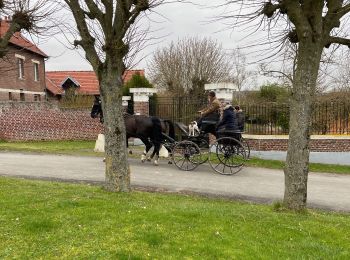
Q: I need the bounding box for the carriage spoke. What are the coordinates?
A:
[209,137,246,175]
[172,141,200,171]
[180,158,186,169]
[174,156,185,165]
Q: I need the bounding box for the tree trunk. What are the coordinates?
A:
[99,70,130,192]
[283,40,323,210]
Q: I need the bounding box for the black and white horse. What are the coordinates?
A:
[91,96,175,165]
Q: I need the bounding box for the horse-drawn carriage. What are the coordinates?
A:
[91,96,249,175]
[163,119,250,175]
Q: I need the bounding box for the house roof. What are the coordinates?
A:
[46,70,145,96]
[0,18,48,58]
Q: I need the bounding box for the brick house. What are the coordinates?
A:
[0,17,48,101]
[46,70,145,99]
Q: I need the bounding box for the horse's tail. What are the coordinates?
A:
[151,117,163,144]
[163,119,175,140]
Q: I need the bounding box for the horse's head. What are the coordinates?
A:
[91,95,103,122]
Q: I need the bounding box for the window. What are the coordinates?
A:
[34,94,41,101]
[20,92,25,101]
[18,58,24,79]
[9,92,13,101]
[33,63,39,81]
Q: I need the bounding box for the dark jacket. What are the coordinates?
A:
[217,105,238,130]
[236,110,245,131]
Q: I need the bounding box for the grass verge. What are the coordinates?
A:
[246,157,350,174]
[1,140,349,174]
[0,177,349,259]
[0,140,101,157]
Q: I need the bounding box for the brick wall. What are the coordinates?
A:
[134,101,149,116]
[245,136,350,152]
[1,100,350,151]
[0,102,103,141]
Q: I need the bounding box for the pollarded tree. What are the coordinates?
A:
[224,0,350,210]
[149,37,231,96]
[0,0,53,58]
[62,0,164,192]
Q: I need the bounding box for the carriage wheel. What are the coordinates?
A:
[172,141,201,171]
[193,137,209,164]
[209,137,247,175]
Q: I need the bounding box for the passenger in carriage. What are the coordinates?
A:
[234,105,245,132]
[197,91,221,131]
[216,102,238,132]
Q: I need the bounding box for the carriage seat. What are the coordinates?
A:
[217,129,243,140]
[217,129,243,134]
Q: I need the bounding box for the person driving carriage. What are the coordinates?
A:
[197,91,221,132]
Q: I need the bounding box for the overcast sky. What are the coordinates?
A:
[38,1,262,74]
[24,1,350,91]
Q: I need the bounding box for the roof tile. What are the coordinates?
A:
[46,70,145,95]
[0,18,48,57]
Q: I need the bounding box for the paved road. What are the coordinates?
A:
[1,152,350,212]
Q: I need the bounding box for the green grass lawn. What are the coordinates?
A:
[0,140,100,157]
[0,177,349,259]
[1,140,350,174]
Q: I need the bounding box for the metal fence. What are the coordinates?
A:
[243,102,350,135]
[311,102,350,135]
[242,103,290,135]
[150,96,207,125]
[150,97,350,135]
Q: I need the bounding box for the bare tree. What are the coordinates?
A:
[222,0,350,210]
[259,43,333,93]
[229,48,255,104]
[328,50,350,91]
[149,37,231,96]
[0,0,55,58]
[61,0,165,192]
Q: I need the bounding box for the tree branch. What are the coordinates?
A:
[261,2,281,18]
[335,2,350,18]
[85,0,104,21]
[327,36,350,48]
[283,0,311,35]
[323,0,343,33]
[64,0,102,70]
[0,21,21,57]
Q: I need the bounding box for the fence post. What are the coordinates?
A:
[122,96,131,113]
[203,83,238,144]
[129,88,157,116]
[204,82,238,104]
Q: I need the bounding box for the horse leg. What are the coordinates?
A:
[152,142,161,166]
[145,141,154,161]
[126,135,132,154]
[145,141,153,162]
[140,137,152,163]
[149,147,157,161]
